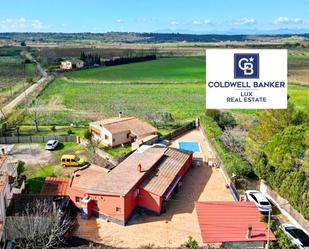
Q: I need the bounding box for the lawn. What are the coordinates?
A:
[100,144,132,158]
[65,57,205,83]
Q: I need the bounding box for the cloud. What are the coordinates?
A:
[192,19,212,25]
[170,20,179,25]
[233,17,256,26]
[116,19,123,23]
[0,17,45,31]
[274,16,305,25]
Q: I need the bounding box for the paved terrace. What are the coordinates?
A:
[75,129,233,248]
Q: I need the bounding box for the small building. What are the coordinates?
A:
[90,116,157,147]
[60,59,84,70]
[42,146,193,225]
[195,201,276,249]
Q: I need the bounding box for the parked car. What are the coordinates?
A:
[281,223,309,249]
[61,154,86,167]
[45,140,59,150]
[244,190,272,214]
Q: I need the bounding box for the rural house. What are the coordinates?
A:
[41,145,193,225]
[90,116,157,147]
[60,59,84,70]
[195,201,276,248]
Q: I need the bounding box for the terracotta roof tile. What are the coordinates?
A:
[195,201,276,243]
[41,177,69,196]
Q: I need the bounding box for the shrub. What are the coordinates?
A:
[220,128,247,158]
[83,129,92,139]
[50,126,56,132]
[67,129,74,135]
[184,236,199,249]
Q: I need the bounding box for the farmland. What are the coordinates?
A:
[21,56,309,127]
[0,47,38,107]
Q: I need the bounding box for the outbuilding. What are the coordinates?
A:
[195,201,276,249]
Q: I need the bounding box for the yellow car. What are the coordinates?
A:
[61,154,86,167]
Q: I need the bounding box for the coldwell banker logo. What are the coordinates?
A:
[234,53,259,79]
[206,49,287,109]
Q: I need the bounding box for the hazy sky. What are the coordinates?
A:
[0,0,309,33]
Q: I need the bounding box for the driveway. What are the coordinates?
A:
[6,144,53,165]
[75,129,233,248]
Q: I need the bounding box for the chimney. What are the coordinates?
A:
[247,224,252,239]
[137,163,142,173]
[1,148,5,155]
[119,111,122,118]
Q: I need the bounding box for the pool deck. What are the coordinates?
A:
[74,128,234,248]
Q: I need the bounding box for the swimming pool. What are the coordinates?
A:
[178,141,201,153]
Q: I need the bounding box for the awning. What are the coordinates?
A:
[163,175,182,201]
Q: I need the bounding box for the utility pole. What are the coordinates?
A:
[266,207,272,249]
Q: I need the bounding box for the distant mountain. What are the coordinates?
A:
[0,32,308,44]
[154,28,309,35]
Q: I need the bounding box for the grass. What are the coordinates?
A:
[20,56,308,127]
[65,57,205,83]
[16,125,87,137]
[25,164,56,193]
[24,142,88,193]
[100,144,132,158]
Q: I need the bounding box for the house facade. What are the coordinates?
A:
[41,146,193,225]
[90,116,157,147]
[60,59,84,70]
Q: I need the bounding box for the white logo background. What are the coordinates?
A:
[206,49,287,109]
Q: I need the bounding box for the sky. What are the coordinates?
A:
[0,0,309,33]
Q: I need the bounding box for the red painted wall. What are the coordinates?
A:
[138,188,162,214]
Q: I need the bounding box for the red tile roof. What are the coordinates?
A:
[41,177,69,196]
[195,201,276,244]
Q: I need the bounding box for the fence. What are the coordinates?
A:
[260,181,309,232]
[161,121,196,141]
[0,135,76,144]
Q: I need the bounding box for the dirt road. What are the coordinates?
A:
[0,52,52,120]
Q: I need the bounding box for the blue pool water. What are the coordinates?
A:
[178,141,201,152]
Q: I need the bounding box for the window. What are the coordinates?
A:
[71,159,76,162]
[104,134,109,140]
[66,159,70,162]
[75,196,82,202]
[116,207,121,213]
[62,159,65,162]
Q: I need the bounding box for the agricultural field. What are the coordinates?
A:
[21,56,309,127]
[0,47,38,107]
[65,57,205,83]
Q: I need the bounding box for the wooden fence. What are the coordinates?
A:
[0,135,76,144]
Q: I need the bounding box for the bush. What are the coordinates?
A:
[17,161,26,175]
[184,236,199,249]
[201,115,253,177]
[83,129,92,139]
[67,129,74,135]
[50,126,56,132]
[206,110,237,130]
[220,128,247,158]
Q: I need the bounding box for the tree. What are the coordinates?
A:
[29,99,42,132]
[20,41,26,46]
[26,76,33,84]
[221,127,247,158]
[5,199,73,249]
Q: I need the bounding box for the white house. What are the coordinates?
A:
[60,59,84,70]
[90,116,157,147]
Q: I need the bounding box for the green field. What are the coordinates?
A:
[65,57,205,83]
[23,57,308,126]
